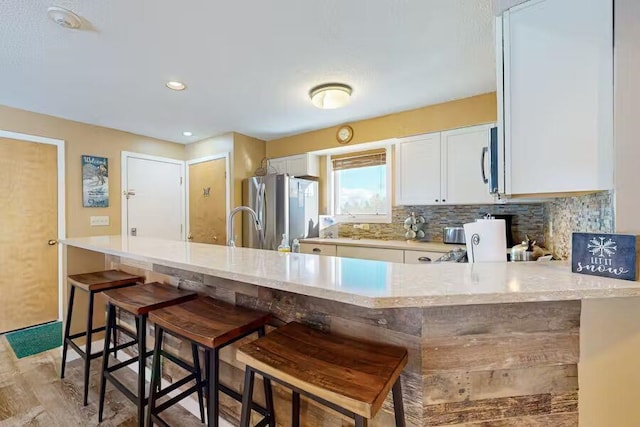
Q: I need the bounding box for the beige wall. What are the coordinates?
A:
[231,133,266,241]
[0,105,185,335]
[579,1,640,426]
[267,93,497,214]
[0,105,185,239]
[266,92,497,158]
[185,133,234,161]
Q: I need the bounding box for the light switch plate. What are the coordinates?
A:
[90,215,110,226]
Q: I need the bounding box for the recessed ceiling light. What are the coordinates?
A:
[47,6,82,29]
[182,131,193,137]
[166,81,186,91]
[309,83,352,109]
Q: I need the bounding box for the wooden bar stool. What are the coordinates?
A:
[237,322,408,427]
[146,296,274,427]
[61,269,144,406]
[98,282,197,427]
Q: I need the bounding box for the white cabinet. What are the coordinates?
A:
[268,153,319,177]
[395,133,441,205]
[336,246,404,263]
[395,125,494,205]
[300,243,337,256]
[442,125,495,204]
[267,158,287,174]
[498,0,613,195]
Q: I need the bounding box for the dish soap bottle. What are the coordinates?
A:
[291,239,300,253]
[277,234,291,252]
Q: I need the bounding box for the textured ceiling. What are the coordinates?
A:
[0,1,496,143]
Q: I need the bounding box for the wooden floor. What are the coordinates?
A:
[0,335,204,427]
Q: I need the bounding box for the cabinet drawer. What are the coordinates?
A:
[336,246,404,263]
[300,243,337,256]
[404,250,445,264]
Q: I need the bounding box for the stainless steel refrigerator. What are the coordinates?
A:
[242,174,319,250]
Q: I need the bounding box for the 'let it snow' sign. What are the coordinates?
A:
[572,232,638,281]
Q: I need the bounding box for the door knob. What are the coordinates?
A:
[187,233,193,240]
[48,239,58,246]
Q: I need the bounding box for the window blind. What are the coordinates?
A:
[331,149,386,171]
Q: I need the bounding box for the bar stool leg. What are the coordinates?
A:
[83,290,95,406]
[239,367,255,427]
[137,315,147,427]
[60,285,75,379]
[112,313,118,358]
[392,377,406,427]
[145,325,164,427]
[207,348,220,427]
[98,303,115,422]
[191,344,206,423]
[292,391,300,427]
[355,416,368,427]
[258,326,276,427]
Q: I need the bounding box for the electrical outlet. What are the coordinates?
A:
[90,215,110,226]
[353,223,370,230]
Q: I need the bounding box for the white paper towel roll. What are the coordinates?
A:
[464,219,507,263]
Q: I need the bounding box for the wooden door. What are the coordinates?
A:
[188,158,227,245]
[0,137,58,333]
[125,155,183,240]
[442,125,495,204]
[395,133,441,205]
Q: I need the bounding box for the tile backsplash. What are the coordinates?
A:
[321,190,615,260]
[323,203,546,245]
[544,191,614,260]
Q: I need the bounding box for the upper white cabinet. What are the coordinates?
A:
[396,124,494,205]
[497,0,613,195]
[442,125,495,204]
[268,153,319,177]
[395,133,441,205]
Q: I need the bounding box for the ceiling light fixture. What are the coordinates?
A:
[166,81,187,91]
[182,131,193,137]
[47,6,82,29]
[309,83,352,109]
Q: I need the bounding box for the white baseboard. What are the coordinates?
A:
[64,339,233,427]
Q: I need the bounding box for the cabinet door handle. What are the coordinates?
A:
[313,248,321,253]
[481,146,489,184]
[418,256,432,262]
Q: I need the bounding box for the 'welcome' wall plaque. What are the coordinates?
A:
[571,232,638,281]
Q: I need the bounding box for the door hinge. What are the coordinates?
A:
[180,177,183,185]
[181,224,183,234]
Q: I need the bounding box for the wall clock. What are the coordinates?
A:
[336,125,354,144]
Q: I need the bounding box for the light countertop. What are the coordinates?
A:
[299,237,462,252]
[62,235,640,309]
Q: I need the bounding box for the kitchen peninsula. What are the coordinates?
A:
[62,236,640,426]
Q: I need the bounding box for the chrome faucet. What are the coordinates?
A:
[227,206,264,248]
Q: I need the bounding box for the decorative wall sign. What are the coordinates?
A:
[82,155,109,207]
[571,232,638,281]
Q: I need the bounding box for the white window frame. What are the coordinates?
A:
[326,145,393,224]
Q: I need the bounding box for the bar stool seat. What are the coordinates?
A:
[61,269,143,406]
[98,282,197,427]
[237,322,408,427]
[147,297,274,427]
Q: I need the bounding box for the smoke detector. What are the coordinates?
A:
[47,6,82,29]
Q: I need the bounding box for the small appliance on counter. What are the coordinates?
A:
[443,226,465,244]
[403,212,426,240]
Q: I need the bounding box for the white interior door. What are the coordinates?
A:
[124,153,184,241]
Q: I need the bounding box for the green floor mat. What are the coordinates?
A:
[5,321,62,359]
